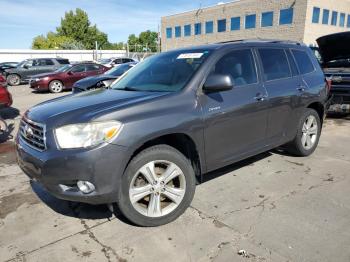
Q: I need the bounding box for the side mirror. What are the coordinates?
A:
[203,74,234,93]
[23,65,30,69]
[67,71,73,75]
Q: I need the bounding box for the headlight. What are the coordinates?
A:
[55,121,122,149]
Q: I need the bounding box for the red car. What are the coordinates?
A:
[29,63,109,93]
[0,75,12,108]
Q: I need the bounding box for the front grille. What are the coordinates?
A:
[19,118,46,151]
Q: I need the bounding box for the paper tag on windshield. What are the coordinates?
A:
[177,53,203,59]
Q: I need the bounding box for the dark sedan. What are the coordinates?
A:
[30,63,109,93]
[72,62,137,93]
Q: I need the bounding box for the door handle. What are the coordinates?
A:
[297,85,306,92]
[254,93,267,101]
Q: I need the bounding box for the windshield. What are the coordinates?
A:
[110,50,212,92]
[55,64,73,72]
[105,64,133,76]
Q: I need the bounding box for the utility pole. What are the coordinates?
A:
[95,41,98,61]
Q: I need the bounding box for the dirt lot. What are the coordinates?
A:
[1,85,350,262]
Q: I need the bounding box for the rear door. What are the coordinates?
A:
[65,64,87,88]
[86,64,104,76]
[201,48,269,171]
[256,48,303,145]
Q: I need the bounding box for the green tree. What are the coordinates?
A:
[56,8,108,49]
[32,32,80,49]
[127,31,159,52]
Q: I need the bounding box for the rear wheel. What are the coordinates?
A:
[285,108,321,156]
[49,80,64,93]
[118,145,196,227]
[7,74,21,86]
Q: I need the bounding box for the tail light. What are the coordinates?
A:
[0,75,7,87]
[325,77,332,94]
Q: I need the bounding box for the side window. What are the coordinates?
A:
[286,50,299,76]
[71,65,86,73]
[23,60,34,67]
[38,59,54,66]
[114,59,122,64]
[57,59,69,65]
[292,50,315,75]
[213,49,257,86]
[86,64,100,71]
[258,49,291,81]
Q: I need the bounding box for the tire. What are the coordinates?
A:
[49,80,64,93]
[7,74,21,86]
[285,108,321,156]
[118,145,196,227]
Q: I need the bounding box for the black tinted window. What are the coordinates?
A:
[71,65,85,73]
[259,49,291,81]
[86,64,100,71]
[213,49,257,86]
[292,50,314,74]
[286,50,299,76]
[57,59,69,65]
[38,59,54,66]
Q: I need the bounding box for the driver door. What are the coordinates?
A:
[200,49,269,171]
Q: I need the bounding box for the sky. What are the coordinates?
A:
[0,0,224,49]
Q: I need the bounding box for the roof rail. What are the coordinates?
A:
[216,38,302,45]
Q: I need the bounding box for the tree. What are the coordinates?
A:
[56,8,108,49]
[32,32,81,49]
[127,31,159,52]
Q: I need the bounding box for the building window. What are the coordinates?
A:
[279,8,294,25]
[261,11,273,27]
[340,13,345,27]
[194,23,202,35]
[231,17,240,30]
[312,7,320,23]
[217,19,226,32]
[184,24,191,36]
[245,14,256,29]
[322,9,330,24]
[206,21,214,34]
[166,27,172,39]
[175,26,181,38]
[348,15,350,28]
[331,11,338,26]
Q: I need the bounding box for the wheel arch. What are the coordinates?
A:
[127,133,203,184]
[307,101,325,124]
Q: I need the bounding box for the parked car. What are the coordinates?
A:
[0,62,18,75]
[316,32,350,114]
[0,75,12,108]
[72,62,137,93]
[97,57,137,68]
[29,63,109,93]
[16,40,327,227]
[4,58,69,86]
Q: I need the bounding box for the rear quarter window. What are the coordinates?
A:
[258,49,291,81]
[291,50,315,74]
[56,59,70,65]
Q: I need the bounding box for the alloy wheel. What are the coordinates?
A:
[301,115,318,150]
[129,160,186,218]
[50,81,63,93]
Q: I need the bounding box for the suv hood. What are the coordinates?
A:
[26,89,168,126]
[317,32,350,63]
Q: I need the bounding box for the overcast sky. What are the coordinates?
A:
[0,0,224,49]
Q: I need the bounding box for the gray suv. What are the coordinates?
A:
[16,40,327,226]
[5,58,69,86]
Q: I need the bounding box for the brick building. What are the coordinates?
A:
[161,0,350,51]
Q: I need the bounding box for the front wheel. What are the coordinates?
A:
[7,74,21,86]
[118,145,196,227]
[49,80,64,93]
[285,108,321,156]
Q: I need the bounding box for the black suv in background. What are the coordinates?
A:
[316,32,350,114]
[4,58,69,86]
[16,40,327,226]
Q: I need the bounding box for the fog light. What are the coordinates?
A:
[77,181,95,194]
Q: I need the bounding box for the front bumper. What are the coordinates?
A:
[16,134,129,204]
[29,79,49,91]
